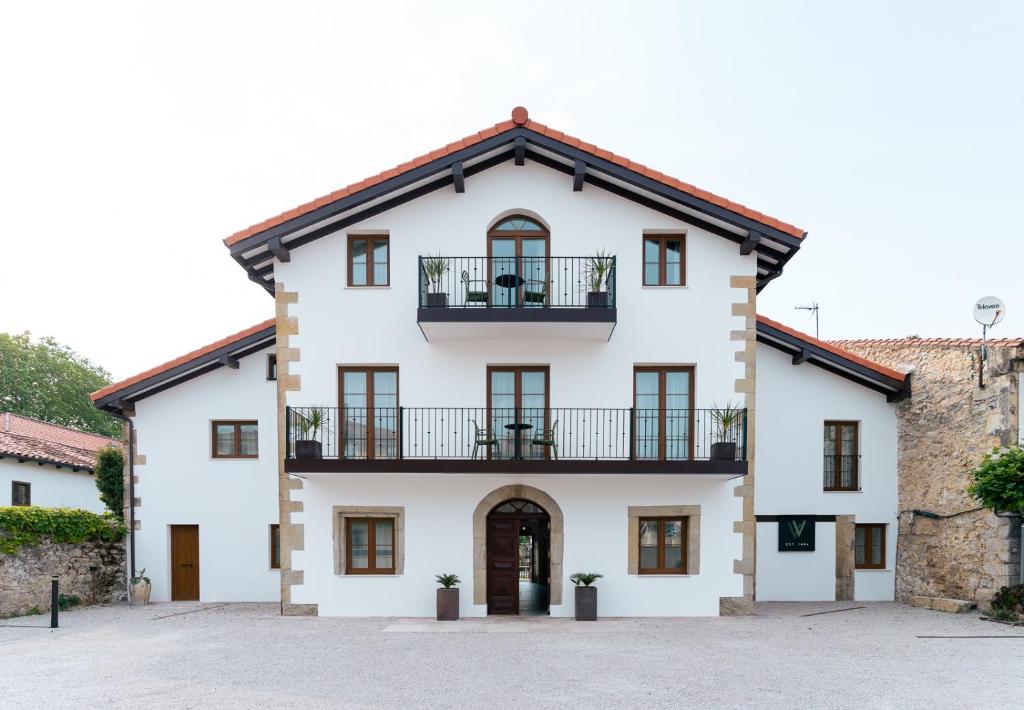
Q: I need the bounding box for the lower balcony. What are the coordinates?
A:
[285,407,747,475]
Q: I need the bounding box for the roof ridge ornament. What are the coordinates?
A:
[511,106,529,125]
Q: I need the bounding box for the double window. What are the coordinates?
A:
[345,517,395,574]
[11,481,30,507]
[639,517,687,574]
[824,421,859,490]
[347,235,390,287]
[643,235,685,286]
[339,367,399,459]
[212,420,258,458]
[634,366,694,460]
[855,523,886,569]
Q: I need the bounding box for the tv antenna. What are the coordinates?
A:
[795,302,820,339]
[973,296,1005,388]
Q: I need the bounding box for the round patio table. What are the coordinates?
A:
[504,422,533,459]
[494,273,525,308]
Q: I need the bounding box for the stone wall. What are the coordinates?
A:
[837,338,1022,603]
[0,538,126,617]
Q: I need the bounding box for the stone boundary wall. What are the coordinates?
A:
[838,339,1022,603]
[0,538,127,617]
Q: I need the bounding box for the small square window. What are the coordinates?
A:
[269,524,281,569]
[345,517,396,574]
[643,235,685,286]
[11,481,30,507]
[348,235,389,286]
[638,517,687,574]
[211,420,259,458]
[855,523,886,569]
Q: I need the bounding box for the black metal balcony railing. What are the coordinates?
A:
[286,407,747,463]
[823,454,860,491]
[418,256,616,309]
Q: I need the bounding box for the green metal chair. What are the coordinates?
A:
[462,270,488,306]
[530,420,559,460]
[471,419,499,460]
[522,279,548,305]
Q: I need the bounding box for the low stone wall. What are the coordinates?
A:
[0,538,126,617]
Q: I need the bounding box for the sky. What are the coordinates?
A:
[1,1,1021,380]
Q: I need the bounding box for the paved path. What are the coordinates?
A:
[1,601,1021,708]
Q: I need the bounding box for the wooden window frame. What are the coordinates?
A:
[11,480,30,507]
[486,216,551,307]
[642,234,686,287]
[486,365,551,460]
[638,516,688,574]
[266,353,277,381]
[344,516,397,575]
[211,420,259,459]
[824,420,860,491]
[269,523,281,570]
[633,365,696,460]
[855,523,886,570]
[347,234,390,287]
[338,366,400,460]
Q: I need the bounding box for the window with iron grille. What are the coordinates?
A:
[824,421,859,490]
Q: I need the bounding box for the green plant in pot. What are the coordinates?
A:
[710,403,744,461]
[570,572,603,621]
[295,407,327,459]
[422,254,450,308]
[583,250,613,308]
[130,568,151,606]
[435,573,461,621]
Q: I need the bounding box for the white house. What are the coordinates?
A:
[0,412,116,513]
[91,108,909,615]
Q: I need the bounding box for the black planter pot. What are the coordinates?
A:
[295,440,323,458]
[575,586,597,621]
[425,292,449,308]
[710,441,737,461]
[586,291,609,308]
[436,588,459,621]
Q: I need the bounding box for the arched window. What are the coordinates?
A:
[491,499,546,515]
[487,215,549,307]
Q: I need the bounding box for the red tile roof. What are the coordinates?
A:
[0,413,119,470]
[756,315,909,382]
[90,319,276,403]
[224,107,805,247]
[830,336,1024,348]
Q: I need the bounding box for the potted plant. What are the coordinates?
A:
[570,572,603,620]
[130,568,151,606]
[435,573,460,621]
[583,250,613,308]
[295,407,327,458]
[710,403,743,461]
[422,255,450,308]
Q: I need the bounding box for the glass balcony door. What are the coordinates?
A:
[488,366,549,459]
[339,367,398,459]
[488,216,549,308]
[634,367,694,460]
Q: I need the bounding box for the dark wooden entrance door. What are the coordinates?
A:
[170,524,199,601]
[486,499,550,615]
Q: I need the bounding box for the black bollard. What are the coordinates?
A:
[50,576,58,629]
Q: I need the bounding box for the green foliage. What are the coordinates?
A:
[570,572,604,587]
[0,507,127,554]
[583,249,614,292]
[296,407,327,440]
[58,593,82,611]
[130,568,150,585]
[990,584,1024,614]
[422,254,450,292]
[712,402,744,440]
[26,606,41,616]
[435,573,461,588]
[967,446,1024,513]
[0,331,122,438]
[94,446,125,516]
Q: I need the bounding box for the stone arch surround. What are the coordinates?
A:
[472,484,564,606]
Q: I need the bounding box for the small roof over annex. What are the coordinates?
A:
[0,413,119,472]
[225,107,807,293]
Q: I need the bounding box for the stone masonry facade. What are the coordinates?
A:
[836,337,1023,604]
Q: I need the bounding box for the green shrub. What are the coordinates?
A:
[58,593,82,610]
[990,584,1024,614]
[94,445,125,516]
[967,446,1024,513]
[0,507,127,554]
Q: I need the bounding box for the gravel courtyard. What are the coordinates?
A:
[1,601,1021,709]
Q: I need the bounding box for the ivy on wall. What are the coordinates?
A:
[0,507,127,555]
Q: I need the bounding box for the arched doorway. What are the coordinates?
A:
[486,498,550,615]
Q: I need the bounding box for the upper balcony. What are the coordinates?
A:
[416,255,617,341]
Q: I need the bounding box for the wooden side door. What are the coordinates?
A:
[170,525,200,601]
[486,516,519,614]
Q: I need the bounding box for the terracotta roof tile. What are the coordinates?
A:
[0,413,120,470]
[757,315,909,382]
[224,107,806,248]
[90,319,276,403]
[831,336,1024,348]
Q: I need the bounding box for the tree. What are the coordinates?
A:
[967,446,1024,514]
[0,331,122,438]
[94,445,125,516]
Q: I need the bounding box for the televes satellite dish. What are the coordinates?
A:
[973,296,1006,327]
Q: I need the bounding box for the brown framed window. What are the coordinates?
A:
[212,420,259,458]
[348,235,390,286]
[267,354,277,381]
[487,216,550,307]
[633,366,694,460]
[824,421,859,490]
[855,523,886,569]
[11,481,30,507]
[345,517,396,574]
[638,517,687,574]
[643,235,685,286]
[269,524,281,569]
[487,365,550,460]
[339,367,399,459]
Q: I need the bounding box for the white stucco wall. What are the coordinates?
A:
[755,344,898,601]
[291,473,743,617]
[130,345,279,603]
[756,521,837,601]
[0,458,104,512]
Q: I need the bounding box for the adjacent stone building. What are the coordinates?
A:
[834,336,1024,605]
